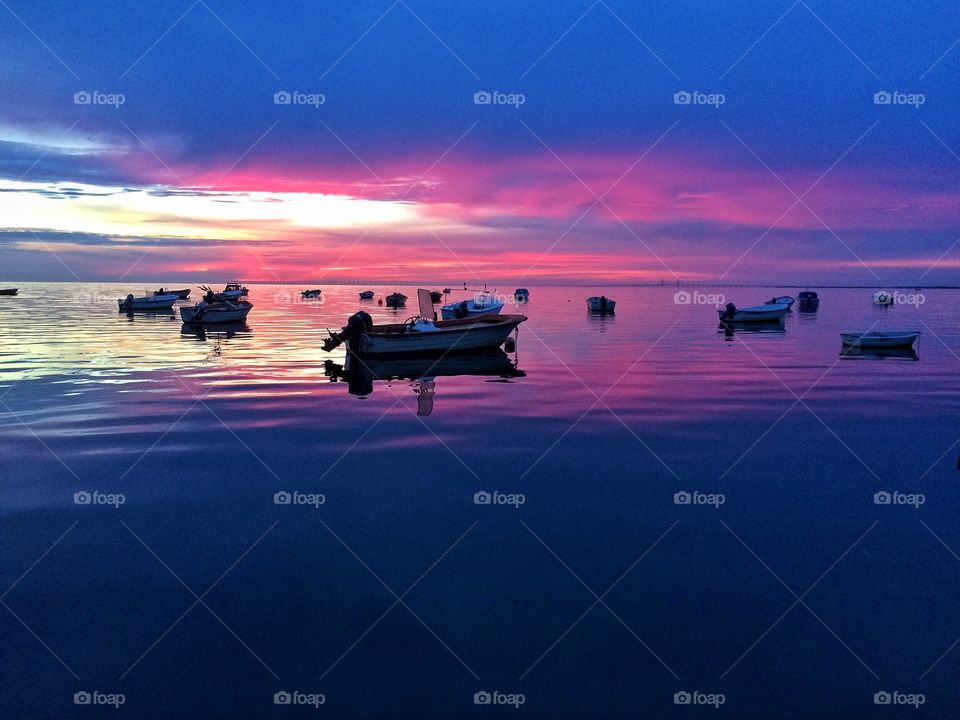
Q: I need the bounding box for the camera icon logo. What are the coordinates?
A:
[274,491,292,505]
[74,491,91,505]
[473,491,492,505]
[874,691,891,705]
[474,691,492,705]
[73,91,91,105]
[673,491,691,505]
[473,91,492,105]
[873,491,891,505]
[874,91,892,105]
[274,90,292,105]
[674,691,691,705]
[74,691,92,705]
[674,290,691,304]
[274,691,292,705]
[673,91,692,105]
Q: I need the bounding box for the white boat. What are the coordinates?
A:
[766,295,795,309]
[220,283,249,299]
[180,299,253,324]
[359,290,375,300]
[324,288,524,356]
[118,293,178,312]
[586,296,615,312]
[719,302,789,322]
[441,293,504,319]
[873,290,894,305]
[841,331,919,349]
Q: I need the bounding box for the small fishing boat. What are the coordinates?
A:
[385,292,407,308]
[441,293,504,319]
[359,290,375,300]
[841,331,919,349]
[118,293,178,312]
[219,283,249,299]
[0,288,18,296]
[429,291,443,303]
[180,299,253,324]
[586,296,615,313]
[766,295,795,309]
[797,291,819,309]
[324,289,524,356]
[873,290,894,305]
[301,289,322,298]
[514,288,529,302]
[154,288,190,299]
[719,302,789,322]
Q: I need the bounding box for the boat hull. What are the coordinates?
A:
[440,302,504,320]
[359,291,375,300]
[119,294,178,311]
[720,303,788,322]
[180,302,253,324]
[0,288,19,296]
[841,332,919,349]
[349,314,526,356]
[586,297,615,312]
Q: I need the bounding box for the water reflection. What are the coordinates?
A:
[323,349,525,411]
[718,319,786,339]
[180,322,252,342]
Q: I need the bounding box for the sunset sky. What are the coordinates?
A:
[0,0,957,284]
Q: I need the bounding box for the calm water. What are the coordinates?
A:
[1,283,958,718]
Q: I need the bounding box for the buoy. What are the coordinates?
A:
[378,298,383,305]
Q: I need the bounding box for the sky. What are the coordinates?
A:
[0,0,957,284]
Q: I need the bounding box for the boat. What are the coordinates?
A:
[840,331,919,349]
[180,299,253,324]
[718,302,789,323]
[441,293,504,319]
[385,292,407,308]
[873,290,894,305]
[586,296,615,313]
[429,291,443,303]
[0,288,18,296]
[514,288,529,302]
[766,295,795,309]
[154,288,190,299]
[359,290,375,300]
[301,289,322,298]
[323,289,525,357]
[219,283,249,299]
[797,291,819,309]
[118,293,179,312]
[840,346,918,360]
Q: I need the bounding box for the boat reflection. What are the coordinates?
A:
[323,349,525,412]
[122,308,176,321]
[839,346,919,361]
[718,319,786,339]
[180,321,252,342]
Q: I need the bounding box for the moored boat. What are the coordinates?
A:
[586,296,615,313]
[797,291,819,309]
[385,292,407,308]
[873,290,894,305]
[301,289,322,298]
[441,293,504,319]
[766,295,795,309]
[719,302,788,323]
[0,288,18,296]
[841,331,919,349]
[220,283,249,299]
[180,299,253,324]
[514,288,529,302]
[118,293,178,312]
[154,288,190,299]
[429,290,443,303]
[359,290,375,300]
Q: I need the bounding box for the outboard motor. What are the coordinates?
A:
[600,295,608,311]
[720,303,737,322]
[322,311,373,352]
